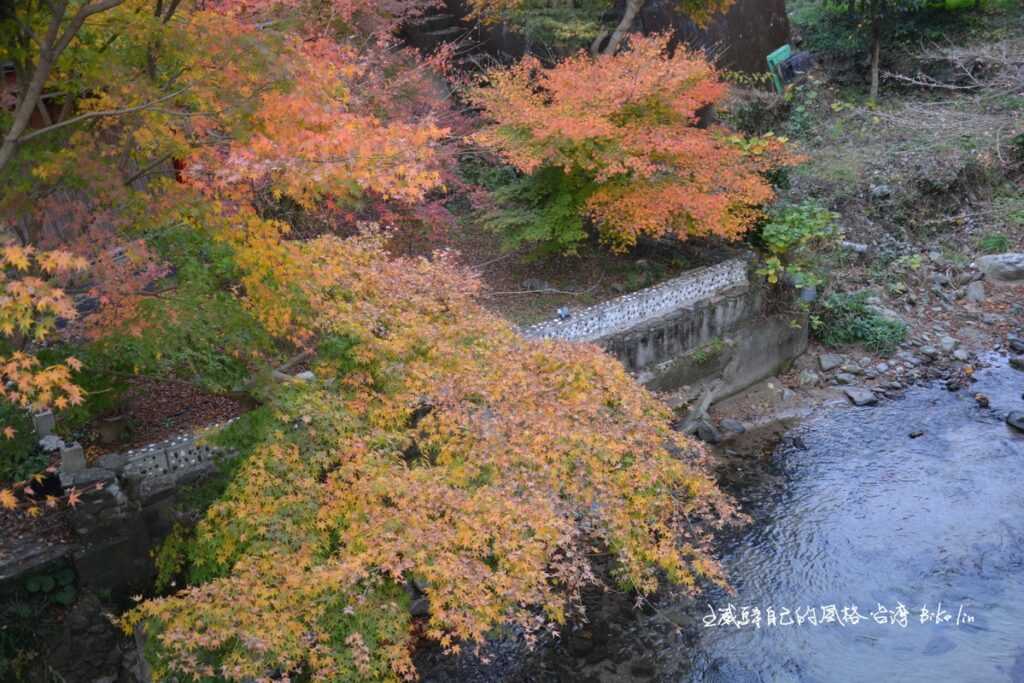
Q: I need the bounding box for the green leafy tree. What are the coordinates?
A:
[824,0,933,101]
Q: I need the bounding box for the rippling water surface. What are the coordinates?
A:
[690,358,1024,683]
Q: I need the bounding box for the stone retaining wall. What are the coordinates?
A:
[0,424,238,682]
[1,423,237,602]
[524,257,807,402]
[524,259,748,342]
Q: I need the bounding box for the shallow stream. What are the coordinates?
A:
[688,357,1024,682]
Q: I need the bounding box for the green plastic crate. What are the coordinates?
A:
[767,44,793,94]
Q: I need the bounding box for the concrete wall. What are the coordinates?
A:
[525,259,808,403]
[3,428,237,600]
[0,426,239,682]
[524,259,748,342]
[61,427,237,595]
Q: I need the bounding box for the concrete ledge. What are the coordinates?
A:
[522,258,807,402]
[523,259,749,342]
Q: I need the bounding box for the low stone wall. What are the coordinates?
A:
[524,259,748,342]
[63,425,237,595]
[0,424,238,682]
[524,258,807,403]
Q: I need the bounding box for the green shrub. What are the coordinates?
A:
[457,155,519,193]
[756,201,841,289]
[812,292,907,353]
[978,232,1011,254]
[482,166,595,256]
[95,223,276,394]
[720,90,790,136]
[691,338,727,365]
[150,409,274,591]
[0,406,44,485]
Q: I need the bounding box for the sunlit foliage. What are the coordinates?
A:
[469,34,796,252]
[124,228,738,681]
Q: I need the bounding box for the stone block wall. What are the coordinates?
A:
[0,424,239,683]
[523,258,807,402]
[68,425,236,585]
[524,259,748,342]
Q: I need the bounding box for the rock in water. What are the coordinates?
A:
[694,418,722,445]
[1007,412,1024,432]
[798,369,821,387]
[978,253,1024,283]
[844,387,878,406]
[1011,356,1024,372]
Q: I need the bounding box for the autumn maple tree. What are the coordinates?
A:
[123,227,740,681]
[0,0,452,500]
[0,0,745,678]
[469,33,795,253]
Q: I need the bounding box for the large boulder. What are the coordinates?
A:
[978,253,1024,283]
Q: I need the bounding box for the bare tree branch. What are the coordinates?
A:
[16,86,189,143]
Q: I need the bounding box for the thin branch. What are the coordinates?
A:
[53,0,126,55]
[13,15,40,46]
[123,152,173,186]
[162,0,183,22]
[471,251,520,270]
[483,284,601,297]
[882,70,982,90]
[16,87,189,143]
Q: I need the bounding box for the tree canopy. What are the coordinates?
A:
[0,0,775,678]
[123,227,738,680]
[469,34,795,252]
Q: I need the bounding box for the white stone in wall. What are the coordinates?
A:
[118,418,238,486]
[523,259,748,343]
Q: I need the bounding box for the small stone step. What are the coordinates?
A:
[423,26,465,41]
[409,25,467,52]
[415,13,457,32]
